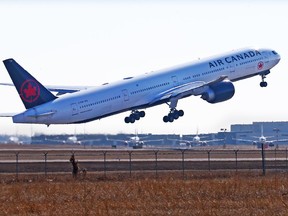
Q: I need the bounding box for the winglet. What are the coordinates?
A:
[3,58,57,109]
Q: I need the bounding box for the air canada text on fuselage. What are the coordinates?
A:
[209,50,261,68]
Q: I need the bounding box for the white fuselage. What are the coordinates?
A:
[12,48,280,124]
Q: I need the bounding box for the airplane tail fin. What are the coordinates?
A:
[3,58,57,109]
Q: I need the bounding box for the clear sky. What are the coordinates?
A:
[0,0,287,136]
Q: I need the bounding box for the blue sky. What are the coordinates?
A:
[0,1,287,136]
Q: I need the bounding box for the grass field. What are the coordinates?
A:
[1,171,288,215]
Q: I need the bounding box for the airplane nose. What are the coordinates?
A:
[275,54,281,64]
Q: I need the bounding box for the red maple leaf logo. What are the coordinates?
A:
[257,61,264,70]
[23,83,37,98]
[20,80,40,103]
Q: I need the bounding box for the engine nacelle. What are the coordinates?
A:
[201,81,235,104]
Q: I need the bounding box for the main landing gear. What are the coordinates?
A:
[162,98,184,123]
[163,109,184,123]
[124,110,145,123]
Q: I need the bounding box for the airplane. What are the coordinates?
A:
[1,135,30,145]
[107,133,163,149]
[169,131,223,147]
[0,48,280,125]
[235,125,288,148]
[45,135,101,145]
[45,135,82,145]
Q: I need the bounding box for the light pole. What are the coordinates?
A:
[221,128,227,148]
[273,128,280,149]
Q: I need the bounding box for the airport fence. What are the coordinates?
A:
[1,148,288,178]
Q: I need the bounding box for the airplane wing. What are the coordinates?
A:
[142,139,164,144]
[233,138,254,143]
[46,85,93,95]
[149,75,227,105]
[106,137,128,144]
[266,138,288,143]
[0,113,17,117]
[0,83,93,96]
[204,138,224,143]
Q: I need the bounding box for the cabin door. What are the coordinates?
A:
[171,76,178,87]
[122,89,129,102]
[71,103,79,116]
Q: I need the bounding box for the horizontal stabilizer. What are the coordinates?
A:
[27,111,56,118]
[0,83,93,96]
[0,113,17,117]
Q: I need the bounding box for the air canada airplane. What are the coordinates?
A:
[0,47,280,125]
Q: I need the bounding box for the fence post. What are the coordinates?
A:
[285,147,288,169]
[15,152,19,180]
[44,152,48,176]
[234,150,239,172]
[207,150,211,171]
[128,151,132,177]
[261,143,266,176]
[274,148,277,167]
[103,151,107,178]
[181,149,186,179]
[154,150,159,179]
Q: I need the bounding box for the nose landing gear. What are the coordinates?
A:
[260,74,267,87]
[260,71,270,87]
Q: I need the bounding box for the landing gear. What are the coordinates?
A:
[163,109,184,123]
[162,98,184,123]
[260,74,268,87]
[260,81,267,87]
[124,110,145,123]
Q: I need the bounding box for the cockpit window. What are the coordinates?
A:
[272,51,278,55]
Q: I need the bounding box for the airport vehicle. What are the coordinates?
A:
[1,48,280,125]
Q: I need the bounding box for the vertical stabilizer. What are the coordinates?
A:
[261,124,264,136]
[3,58,57,109]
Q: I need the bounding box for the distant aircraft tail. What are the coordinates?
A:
[3,58,57,109]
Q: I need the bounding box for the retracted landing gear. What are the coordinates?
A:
[124,110,145,123]
[163,109,184,123]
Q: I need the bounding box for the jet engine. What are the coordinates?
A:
[201,81,235,104]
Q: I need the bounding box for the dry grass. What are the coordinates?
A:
[1,172,288,215]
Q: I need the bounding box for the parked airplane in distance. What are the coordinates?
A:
[235,125,288,148]
[2,136,30,145]
[45,135,101,145]
[0,48,280,125]
[169,129,223,147]
[107,134,163,149]
[173,133,223,147]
